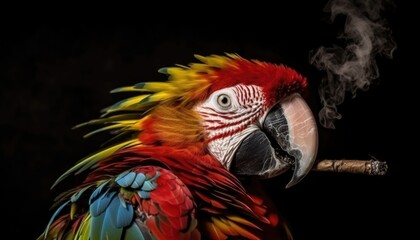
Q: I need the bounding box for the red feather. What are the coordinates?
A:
[206,58,307,106]
[128,166,198,238]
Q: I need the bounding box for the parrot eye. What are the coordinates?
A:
[217,94,232,109]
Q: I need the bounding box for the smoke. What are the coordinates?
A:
[310,0,396,129]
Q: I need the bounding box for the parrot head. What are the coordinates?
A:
[191,54,318,188]
[73,53,318,188]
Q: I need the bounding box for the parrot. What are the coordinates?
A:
[39,53,318,240]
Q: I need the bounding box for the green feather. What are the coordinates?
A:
[133,82,146,89]
[102,95,151,113]
[83,123,136,138]
[73,113,141,129]
[135,82,177,92]
[139,92,171,104]
[157,67,168,74]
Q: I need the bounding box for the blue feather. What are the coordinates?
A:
[140,171,159,191]
[101,221,123,240]
[118,193,127,209]
[124,220,151,240]
[44,200,70,238]
[108,194,134,228]
[90,209,105,240]
[90,193,127,240]
[71,185,92,202]
[100,196,124,240]
[138,190,150,199]
[130,173,146,189]
[90,191,117,217]
[116,171,136,188]
[89,179,111,204]
[114,171,130,183]
[141,180,157,192]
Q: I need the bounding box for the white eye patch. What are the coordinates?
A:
[206,88,239,112]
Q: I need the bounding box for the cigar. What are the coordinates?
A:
[312,159,388,175]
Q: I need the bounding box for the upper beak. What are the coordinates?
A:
[263,93,318,188]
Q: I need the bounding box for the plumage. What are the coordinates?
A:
[115,171,136,188]
[40,53,317,240]
[124,220,149,240]
[104,95,151,112]
[44,200,70,237]
[70,185,91,203]
[90,191,117,217]
[89,180,111,204]
[52,139,139,188]
[75,214,91,240]
[130,173,146,189]
[109,194,134,228]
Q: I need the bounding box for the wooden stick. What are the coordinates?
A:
[312,159,388,175]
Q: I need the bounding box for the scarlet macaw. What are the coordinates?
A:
[39,53,318,239]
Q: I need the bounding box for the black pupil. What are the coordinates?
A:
[221,96,228,104]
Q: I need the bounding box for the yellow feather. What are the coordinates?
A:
[73,113,141,129]
[75,214,91,240]
[225,52,241,59]
[174,64,189,68]
[211,217,238,236]
[143,91,173,103]
[52,139,140,188]
[101,104,154,117]
[110,86,144,93]
[194,54,231,68]
[167,67,194,80]
[188,63,210,72]
[83,124,125,138]
[141,82,178,93]
[70,203,77,220]
[222,219,259,239]
[204,221,227,240]
[64,231,75,240]
[127,115,148,131]
[82,118,141,138]
[225,215,262,229]
[103,94,151,113]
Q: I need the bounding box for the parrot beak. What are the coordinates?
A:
[263,93,318,188]
[231,93,318,188]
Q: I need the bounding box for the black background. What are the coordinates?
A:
[1,1,412,239]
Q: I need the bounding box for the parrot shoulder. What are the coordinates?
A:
[41,165,199,240]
